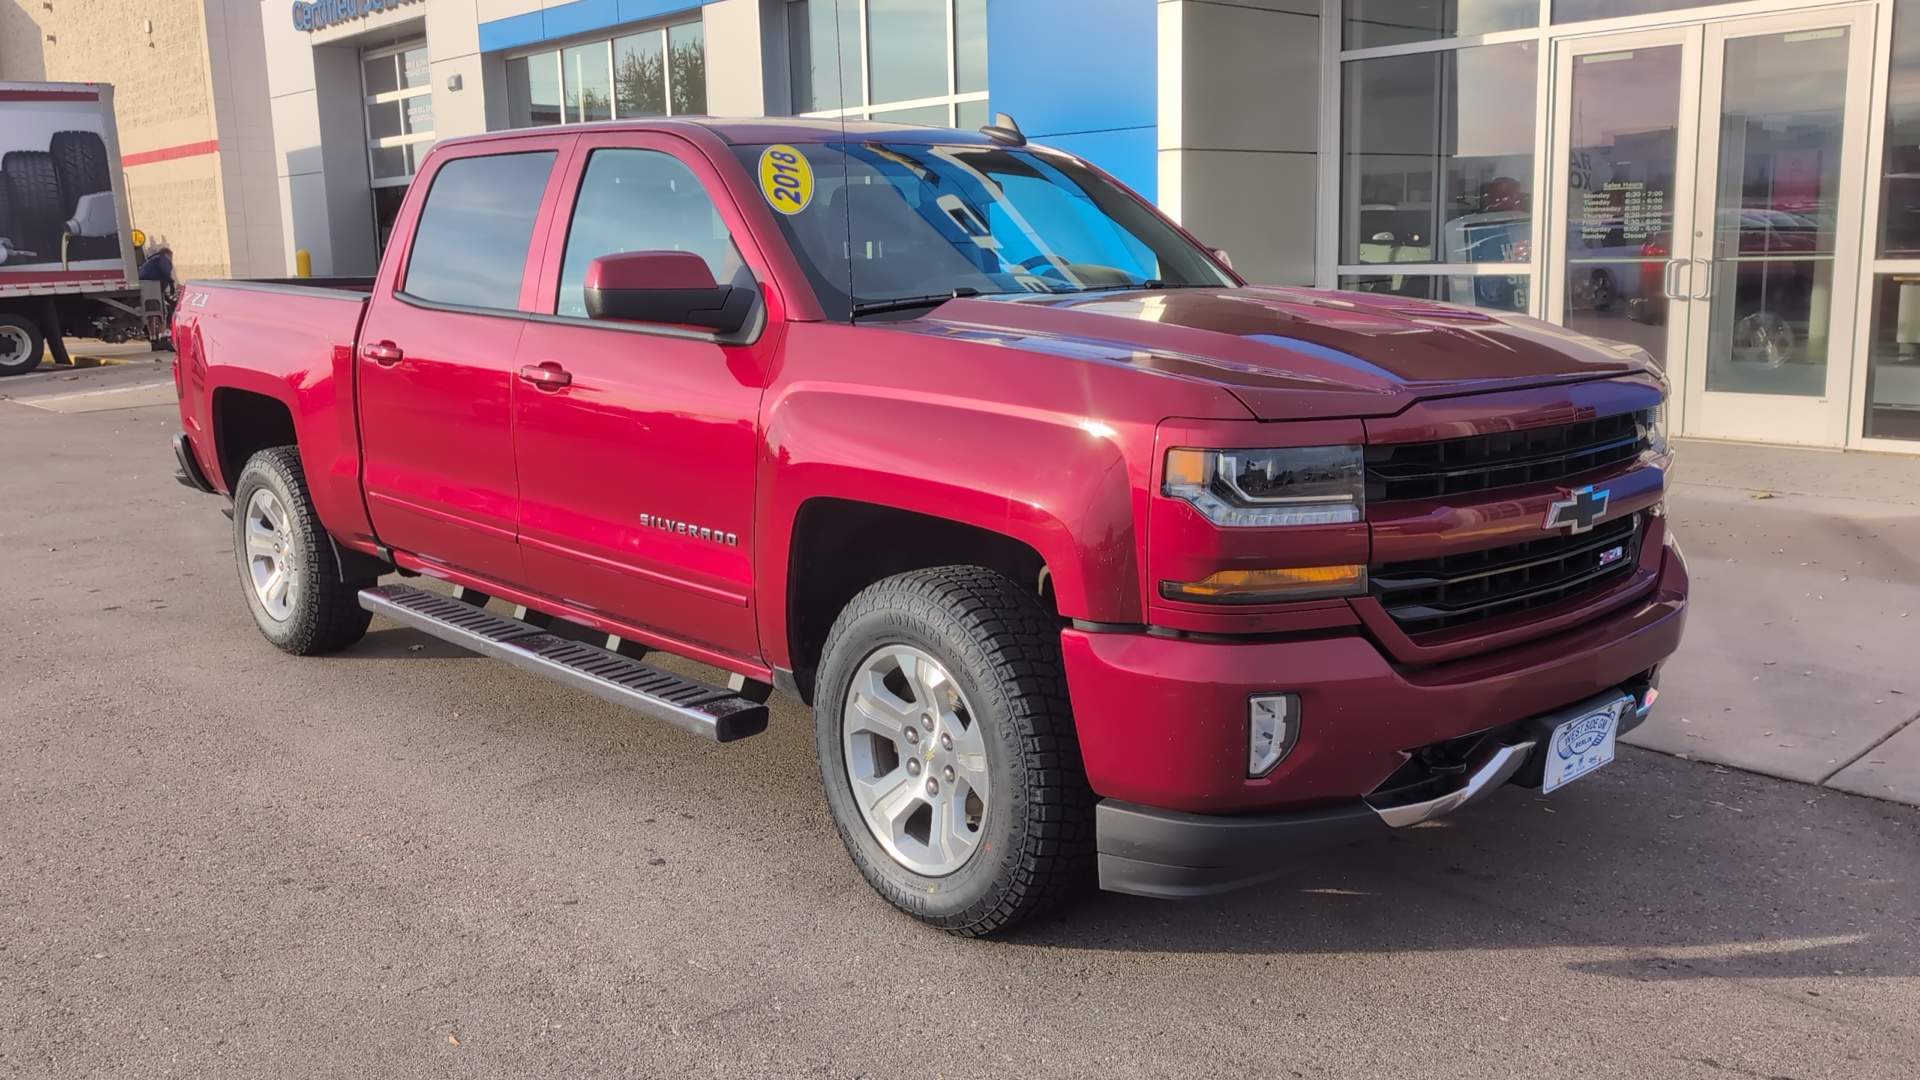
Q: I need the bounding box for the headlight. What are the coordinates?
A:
[1641,402,1669,460]
[1163,446,1364,527]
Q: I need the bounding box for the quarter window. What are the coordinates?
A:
[403,152,557,311]
[555,149,747,318]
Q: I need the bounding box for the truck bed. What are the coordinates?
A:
[173,276,379,549]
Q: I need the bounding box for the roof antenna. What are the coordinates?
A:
[979,112,1026,146]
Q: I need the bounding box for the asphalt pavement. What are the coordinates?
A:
[2,388,1916,1079]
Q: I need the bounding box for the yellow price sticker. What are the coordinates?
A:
[759,144,814,215]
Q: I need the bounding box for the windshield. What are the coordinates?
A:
[732,141,1236,320]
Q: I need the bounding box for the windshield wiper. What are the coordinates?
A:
[1066,280,1209,294]
[851,287,983,319]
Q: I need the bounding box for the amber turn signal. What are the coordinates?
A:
[1160,565,1366,604]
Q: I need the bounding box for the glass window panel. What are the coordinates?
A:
[556,148,743,317]
[868,0,949,106]
[669,21,707,114]
[402,47,430,90]
[956,98,990,130]
[792,0,864,112]
[404,151,556,310]
[507,52,563,127]
[367,100,403,141]
[955,0,987,93]
[1864,274,1920,440]
[1561,45,1682,368]
[1339,272,1530,312]
[370,143,408,181]
[1555,0,1732,24]
[1702,28,1849,397]
[1343,0,1536,50]
[1882,0,1920,254]
[363,54,399,97]
[564,42,613,124]
[1340,42,1536,266]
[615,31,667,117]
[405,95,434,136]
[871,103,949,126]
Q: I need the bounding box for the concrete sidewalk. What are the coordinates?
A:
[1628,438,1920,806]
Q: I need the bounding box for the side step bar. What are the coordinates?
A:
[358,584,769,742]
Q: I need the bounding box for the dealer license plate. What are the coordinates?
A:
[1541,696,1630,793]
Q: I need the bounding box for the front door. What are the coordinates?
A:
[511,135,770,664]
[1548,7,1877,445]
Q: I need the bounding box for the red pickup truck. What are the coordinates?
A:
[169,117,1686,936]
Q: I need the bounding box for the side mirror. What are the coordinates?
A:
[583,251,755,334]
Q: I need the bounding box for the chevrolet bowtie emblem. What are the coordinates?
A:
[1545,485,1609,534]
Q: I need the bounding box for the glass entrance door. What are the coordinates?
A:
[1548,8,1878,445]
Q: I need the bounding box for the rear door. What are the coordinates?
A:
[357,137,571,584]
[511,132,777,663]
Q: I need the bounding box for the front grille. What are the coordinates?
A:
[1367,410,1649,503]
[1370,514,1642,637]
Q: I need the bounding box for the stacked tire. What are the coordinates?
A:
[1,130,112,261]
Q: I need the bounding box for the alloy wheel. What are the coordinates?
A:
[841,645,990,877]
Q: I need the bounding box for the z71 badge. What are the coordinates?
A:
[639,514,738,547]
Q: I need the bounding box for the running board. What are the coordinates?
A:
[358,584,769,742]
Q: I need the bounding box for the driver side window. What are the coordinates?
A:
[556,148,748,318]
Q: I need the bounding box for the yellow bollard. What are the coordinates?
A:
[295,249,312,277]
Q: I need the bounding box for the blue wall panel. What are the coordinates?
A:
[478,0,711,53]
[985,0,1158,201]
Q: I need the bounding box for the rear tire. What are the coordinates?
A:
[231,446,375,655]
[0,314,44,376]
[814,567,1095,937]
[3,151,63,256]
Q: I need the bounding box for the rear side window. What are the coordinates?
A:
[403,151,557,310]
[555,148,748,318]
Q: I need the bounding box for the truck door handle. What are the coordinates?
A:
[363,341,404,366]
[518,362,572,391]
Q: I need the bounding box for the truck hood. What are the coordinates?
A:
[920,286,1652,421]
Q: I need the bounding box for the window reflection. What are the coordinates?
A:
[1341,42,1537,267]
[563,43,613,124]
[1338,272,1530,312]
[1865,275,1920,440]
[1883,0,1920,254]
[1554,0,1726,23]
[1344,0,1536,50]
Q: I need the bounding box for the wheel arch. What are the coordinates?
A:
[210,385,298,492]
[781,498,1055,704]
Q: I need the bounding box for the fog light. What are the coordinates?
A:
[1248,694,1299,777]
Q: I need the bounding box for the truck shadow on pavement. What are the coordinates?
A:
[328,627,1919,983]
[1014,748,1920,980]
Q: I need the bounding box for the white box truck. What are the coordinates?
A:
[0,80,165,376]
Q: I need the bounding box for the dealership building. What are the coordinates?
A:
[261,0,1920,451]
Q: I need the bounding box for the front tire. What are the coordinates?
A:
[0,314,44,376]
[231,446,374,655]
[815,567,1095,936]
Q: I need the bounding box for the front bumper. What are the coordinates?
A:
[1096,687,1652,898]
[1065,542,1687,897]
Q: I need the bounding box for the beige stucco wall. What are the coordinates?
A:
[0,0,281,281]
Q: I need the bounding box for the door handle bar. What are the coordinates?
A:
[1661,258,1688,301]
[363,341,404,366]
[518,363,572,390]
[1691,258,1715,301]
